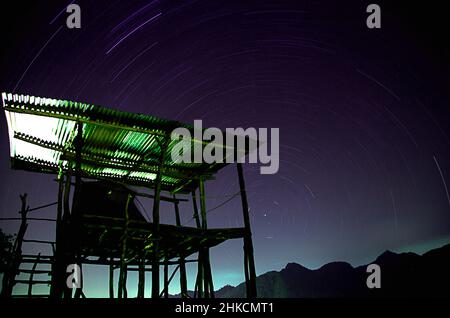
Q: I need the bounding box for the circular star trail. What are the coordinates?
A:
[0,0,449,295]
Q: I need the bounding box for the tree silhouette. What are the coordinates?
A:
[0,229,14,273]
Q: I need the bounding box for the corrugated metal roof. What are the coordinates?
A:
[2,92,231,193]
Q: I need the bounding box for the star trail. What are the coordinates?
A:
[0,0,449,296]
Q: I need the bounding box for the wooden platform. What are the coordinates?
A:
[75,214,247,262]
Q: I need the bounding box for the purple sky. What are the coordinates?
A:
[0,0,449,296]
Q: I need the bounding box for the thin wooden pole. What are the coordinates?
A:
[159,265,180,298]
[64,122,83,299]
[174,196,188,298]
[191,190,201,229]
[193,188,203,298]
[164,251,169,298]
[123,266,128,298]
[63,171,72,221]
[199,180,207,230]
[74,263,84,298]
[151,138,168,298]
[204,249,214,298]
[27,253,41,297]
[109,257,114,298]
[151,178,162,298]
[71,122,83,215]
[199,181,208,298]
[137,256,145,298]
[199,179,214,298]
[50,171,64,298]
[237,163,257,298]
[243,246,250,293]
[118,194,132,298]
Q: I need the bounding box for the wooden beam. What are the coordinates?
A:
[199,179,214,298]
[191,191,201,229]
[109,257,114,298]
[137,256,145,298]
[118,194,132,298]
[164,251,169,298]
[174,195,188,298]
[50,170,64,298]
[151,137,169,298]
[237,163,257,298]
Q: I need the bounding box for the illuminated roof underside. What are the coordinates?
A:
[2,92,233,193]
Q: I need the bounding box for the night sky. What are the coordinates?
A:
[0,0,449,297]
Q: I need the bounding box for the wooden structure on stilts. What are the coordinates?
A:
[0,92,257,298]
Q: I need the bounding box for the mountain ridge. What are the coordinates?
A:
[172,243,450,298]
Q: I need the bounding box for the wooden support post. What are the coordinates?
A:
[243,246,250,293]
[193,276,198,298]
[73,263,84,298]
[204,249,215,298]
[72,122,83,215]
[159,265,180,298]
[63,171,72,221]
[151,138,168,298]
[198,179,214,298]
[195,256,204,298]
[164,251,169,298]
[50,171,64,298]
[109,257,114,298]
[199,180,208,298]
[28,253,41,297]
[191,189,203,298]
[118,194,132,298]
[151,176,162,298]
[137,256,145,298]
[63,122,83,299]
[123,266,128,298]
[174,196,188,298]
[191,190,201,229]
[199,180,207,230]
[237,163,257,298]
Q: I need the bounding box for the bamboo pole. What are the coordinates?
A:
[164,251,169,298]
[118,194,132,298]
[205,250,214,298]
[109,257,114,298]
[123,266,128,298]
[174,196,188,298]
[237,163,257,298]
[63,122,83,299]
[199,179,214,298]
[50,171,64,298]
[192,189,203,298]
[191,190,201,229]
[74,263,84,298]
[243,246,250,293]
[27,253,41,297]
[137,256,145,298]
[151,138,168,298]
[159,265,180,298]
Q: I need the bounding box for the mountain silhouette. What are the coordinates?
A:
[173,243,450,298]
